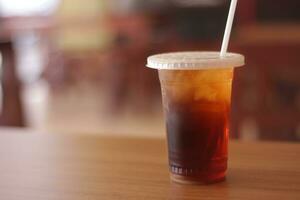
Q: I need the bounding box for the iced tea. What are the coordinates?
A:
[159,69,233,183]
[147,51,244,184]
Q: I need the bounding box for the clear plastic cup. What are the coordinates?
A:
[147,51,244,184]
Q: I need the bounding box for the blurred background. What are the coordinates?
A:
[0,0,299,141]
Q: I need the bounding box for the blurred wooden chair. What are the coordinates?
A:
[0,41,25,127]
[0,15,53,128]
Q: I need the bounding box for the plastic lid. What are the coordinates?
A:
[147,51,245,70]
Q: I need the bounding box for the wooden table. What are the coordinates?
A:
[0,129,299,199]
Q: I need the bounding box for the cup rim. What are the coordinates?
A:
[147,51,245,70]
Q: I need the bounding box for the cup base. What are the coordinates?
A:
[170,172,226,185]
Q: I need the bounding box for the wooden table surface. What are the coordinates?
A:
[0,129,299,200]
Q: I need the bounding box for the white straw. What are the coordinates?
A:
[220,0,238,57]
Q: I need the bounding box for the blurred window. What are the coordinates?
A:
[0,0,60,16]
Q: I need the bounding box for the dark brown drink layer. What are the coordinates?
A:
[165,100,229,181]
